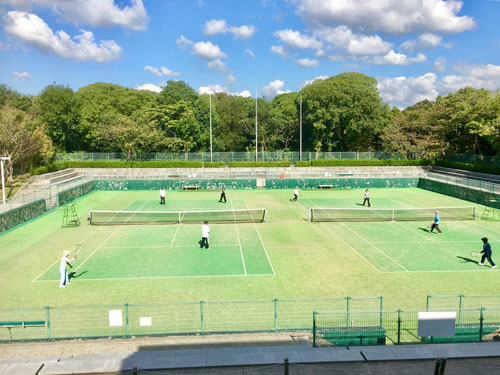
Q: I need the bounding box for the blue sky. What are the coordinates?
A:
[0,0,499,108]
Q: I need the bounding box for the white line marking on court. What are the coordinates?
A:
[244,199,276,275]
[231,199,247,276]
[169,223,181,247]
[386,198,435,242]
[454,222,500,242]
[73,201,150,273]
[32,199,140,282]
[305,198,408,272]
[101,245,241,249]
[297,199,382,273]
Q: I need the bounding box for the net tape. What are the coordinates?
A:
[89,208,267,225]
[309,206,477,222]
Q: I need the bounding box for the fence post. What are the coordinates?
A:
[346,297,350,327]
[397,309,401,345]
[459,295,463,324]
[380,296,383,327]
[479,307,484,342]
[274,298,278,331]
[46,306,51,340]
[125,303,129,337]
[200,300,204,334]
[426,295,430,311]
[312,312,316,347]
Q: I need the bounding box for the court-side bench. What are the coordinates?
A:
[0,320,45,340]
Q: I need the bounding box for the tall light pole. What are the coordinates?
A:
[255,88,258,162]
[209,93,213,162]
[1,156,10,205]
[299,94,302,162]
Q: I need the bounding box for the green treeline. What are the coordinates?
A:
[1,72,500,181]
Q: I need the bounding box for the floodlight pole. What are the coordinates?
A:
[1,156,10,205]
[255,89,258,162]
[300,94,303,162]
[209,93,213,162]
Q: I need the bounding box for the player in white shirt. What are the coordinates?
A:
[160,187,166,205]
[200,220,210,249]
[59,250,76,288]
[362,189,371,207]
[292,186,299,201]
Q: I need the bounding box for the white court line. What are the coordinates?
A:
[72,201,149,273]
[244,199,276,275]
[169,223,181,247]
[373,240,481,244]
[32,200,140,282]
[454,222,500,242]
[297,199,382,273]
[386,198,435,242]
[231,199,247,276]
[101,244,241,249]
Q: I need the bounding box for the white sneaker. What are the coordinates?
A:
[492,265,497,269]
[478,263,484,266]
[59,285,65,288]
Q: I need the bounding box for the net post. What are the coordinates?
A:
[308,208,312,222]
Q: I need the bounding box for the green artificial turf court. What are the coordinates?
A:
[34,198,274,281]
[1,187,500,312]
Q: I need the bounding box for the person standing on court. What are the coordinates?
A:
[430,210,442,234]
[479,237,497,268]
[200,220,210,250]
[59,250,76,288]
[292,186,299,201]
[362,189,371,207]
[219,187,227,203]
[160,187,166,205]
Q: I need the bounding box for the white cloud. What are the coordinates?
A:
[198,84,227,95]
[144,65,180,77]
[400,33,442,52]
[295,58,318,67]
[177,35,228,73]
[270,45,289,58]
[245,49,255,60]
[314,26,392,56]
[5,0,149,31]
[295,0,475,35]
[274,29,322,49]
[13,71,32,80]
[299,75,328,88]
[433,57,447,72]
[377,73,439,108]
[262,80,291,99]
[370,50,426,65]
[5,11,122,63]
[236,90,251,97]
[135,83,162,93]
[225,74,236,85]
[203,19,256,39]
[203,19,227,35]
[437,63,500,94]
[315,49,326,58]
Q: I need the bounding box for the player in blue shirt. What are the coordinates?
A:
[430,210,442,234]
[478,237,497,268]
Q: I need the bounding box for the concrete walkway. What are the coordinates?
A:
[1,340,500,374]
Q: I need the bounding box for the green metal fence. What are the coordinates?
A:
[0,199,46,233]
[447,153,500,166]
[313,307,500,347]
[266,178,419,189]
[55,152,408,163]
[0,296,381,341]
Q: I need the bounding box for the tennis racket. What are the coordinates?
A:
[471,251,481,257]
[73,244,82,258]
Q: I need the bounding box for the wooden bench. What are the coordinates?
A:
[183,185,199,190]
[321,326,386,346]
[0,320,45,340]
[318,185,333,189]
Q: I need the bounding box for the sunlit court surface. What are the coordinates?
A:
[1,188,500,311]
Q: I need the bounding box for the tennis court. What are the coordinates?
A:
[35,198,274,281]
[300,195,499,273]
[1,187,500,312]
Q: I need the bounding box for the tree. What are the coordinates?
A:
[157,80,198,106]
[214,94,250,151]
[0,105,53,182]
[36,84,81,152]
[270,93,300,151]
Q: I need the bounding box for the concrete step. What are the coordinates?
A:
[31,169,75,184]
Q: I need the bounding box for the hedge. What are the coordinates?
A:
[435,160,500,176]
[203,162,226,168]
[30,162,69,176]
[228,161,291,168]
[295,161,312,167]
[310,159,433,167]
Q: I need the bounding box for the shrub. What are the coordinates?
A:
[310,159,433,167]
[228,161,291,167]
[204,162,226,168]
[294,161,312,167]
[435,160,500,176]
[64,160,203,168]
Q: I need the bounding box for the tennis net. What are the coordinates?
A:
[309,206,477,222]
[88,208,267,225]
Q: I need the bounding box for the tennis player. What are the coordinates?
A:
[160,187,166,205]
[430,210,442,234]
[200,220,210,250]
[478,237,497,268]
[219,187,227,203]
[292,186,299,201]
[362,189,371,207]
[59,250,76,288]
